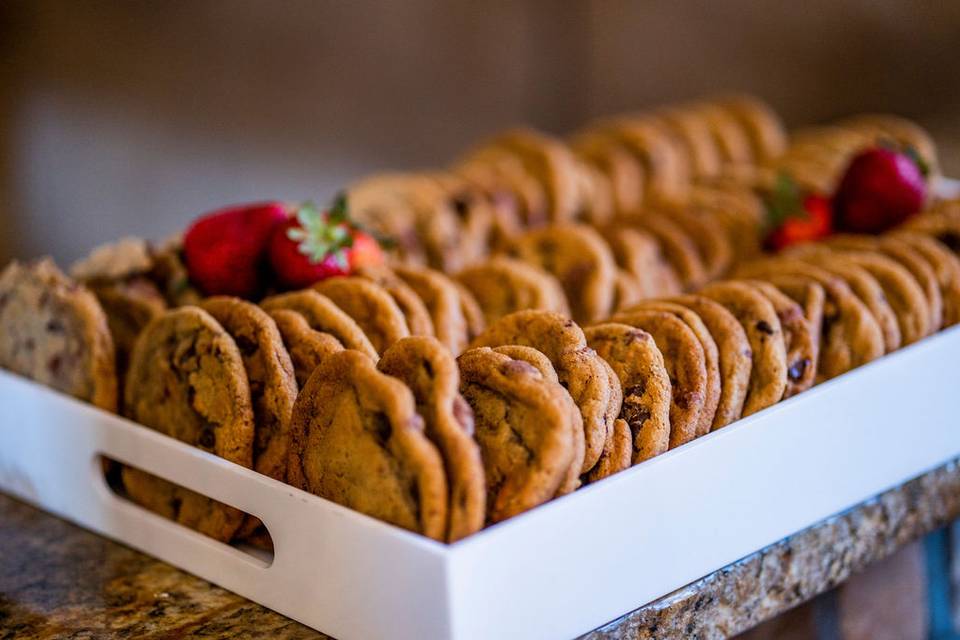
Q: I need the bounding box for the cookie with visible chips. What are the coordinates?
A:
[123,307,254,542]
[457,347,575,523]
[378,337,485,542]
[289,349,448,540]
[0,259,117,412]
[583,323,671,463]
[699,281,787,416]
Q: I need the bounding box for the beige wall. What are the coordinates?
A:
[2,0,960,264]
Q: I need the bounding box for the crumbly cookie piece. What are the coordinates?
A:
[353,265,435,337]
[268,309,343,387]
[469,310,614,473]
[493,345,585,495]
[511,223,617,323]
[393,265,470,354]
[288,349,448,540]
[456,256,569,326]
[743,281,817,398]
[664,294,751,429]
[890,231,960,326]
[457,348,575,523]
[699,281,787,416]
[378,337,485,542]
[734,260,884,380]
[583,323,671,463]
[0,259,117,411]
[123,307,254,542]
[609,309,707,448]
[260,290,377,360]
[313,277,410,354]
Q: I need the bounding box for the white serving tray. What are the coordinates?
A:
[1,326,959,640]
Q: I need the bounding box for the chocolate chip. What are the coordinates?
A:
[47,354,63,376]
[46,318,65,334]
[198,428,216,449]
[451,196,470,218]
[369,413,391,448]
[235,334,259,357]
[756,320,774,335]
[940,232,960,253]
[788,358,811,381]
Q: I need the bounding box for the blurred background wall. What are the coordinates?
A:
[1,0,959,264]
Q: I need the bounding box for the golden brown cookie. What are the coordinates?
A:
[742,281,817,398]
[455,256,570,326]
[123,307,254,542]
[734,260,884,380]
[469,310,614,473]
[599,227,682,299]
[492,345,585,496]
[452,280,487,341]
[393,265,470,355]
[88,277,166,384]
[583,323,671,463]
[260,290,378,360]
[288,349,448,540]
[570,131,646,213]
[585,419,633,483]
[661,205,733,280]
[621,213,708,290]
[890,231,960,326]
[608,309,706,448]
[793,253,902,352]
[622,301,721,437]
[268,309,343,387]
[312,276,410,354]
[654,109,723,179]
[598,117,689,201]
[0,259,117,412]
[199,297,298,542]
[903,213,960,256]
[699,281,787,416]
[693,102,754,166]
[457,348,575,523]
[353,265,435,337]
[378,337,486,542]
[428,173,496,267]
[511,223,617,323]
[611,269,645,312]
[456,147,550,227]
[664,295,751,429]
[719,94,788,162]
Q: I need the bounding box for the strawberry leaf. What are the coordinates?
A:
[764,172,808,231]
[904,146,930,178]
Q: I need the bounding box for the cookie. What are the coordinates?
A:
[88,277,167,384]
[493,345,585,495]
[123,307,254,542]
[599,227,682,299]
[890,231,960,326]
[594,117,688,202]
[428,173,495,267]
[457,348,575,523]
[793,253,902,352]
[719,94,788,162]
[734,260,884,380]
[622,301,721,436]
[654,109,722,179]
[585,419,633,483]
[455,256,569,325]
[692,102,754,166]
[662,206,733,281]
[452,280,486,341]
[742,281,817,397]
[469,310,615,473]
[260,290,378,360]
[268,309,343,387]
[608,309,707,448]
[611,269,644,312]
[199,297,298,542]
[457,147,549,227]
[903,213,960,255]
[511,223,617,323]
[312,277,410,354]
[663,295,751,429]
[570,130,646,213]
[699,281,787,416]
[378,337,485,542]
[583,323,671,462]
[288,349,448,540]
[621,213,708,290]
[393,265,470,354]
[353,265,435,337]
[0,260,117,411]
[826,235,943,334]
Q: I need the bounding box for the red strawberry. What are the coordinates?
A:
[834,147,927,234]
[268,197,384,290]
[183,202,289,297]
[765,194,833,252]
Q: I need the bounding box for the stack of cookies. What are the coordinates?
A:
[1,94,958,544]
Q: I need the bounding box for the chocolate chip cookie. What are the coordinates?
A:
[289,349,448,540]
[313,277,410,354]
[353,265,435,337]
[393,265,470,354]
[260,290,377,360]
[268,309,343,387]
[456,256,570,326]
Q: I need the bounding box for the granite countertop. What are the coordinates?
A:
[2,459,960,639]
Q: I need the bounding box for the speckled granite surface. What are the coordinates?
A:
[2,459,960,639]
